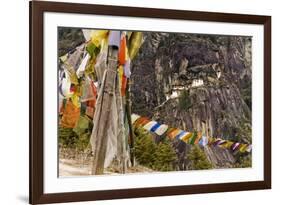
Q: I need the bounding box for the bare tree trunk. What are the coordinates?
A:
[92,47,118,175]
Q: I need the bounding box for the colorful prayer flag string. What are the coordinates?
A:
[132,113,252,153]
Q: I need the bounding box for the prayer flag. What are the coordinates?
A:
[150,123,161,132]
[108,31,121,48]
[194,132,202,144]
[181,132,193,143]
[119,33,126,65]
[189,132,198,145]
[143,121,158,131]
[154,124,168,136]
[199,136,209,146]
[175,130,187,139]
[131,114,141,124]
[168,129,182,139]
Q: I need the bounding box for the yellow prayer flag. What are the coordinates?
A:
[91,30,109,47]
[127,32,133,40]
[129,32,143,60]
[181,132,193,143]
[220,141,233,149]
[71,93,80,108]
[239,144,248,153]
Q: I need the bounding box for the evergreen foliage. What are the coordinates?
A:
[153,139,177,171]
[134,127,177,171]
[59,127,78,148]
[59,126,91,151]
[236,121,252,144]
[187,145,213,170]
[234,153,252,168]
[134,127,157,168]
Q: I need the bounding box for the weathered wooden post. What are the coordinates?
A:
[91,46,119,175]
[91,31,143,174]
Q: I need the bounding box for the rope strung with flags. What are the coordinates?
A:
[131,114,252,153]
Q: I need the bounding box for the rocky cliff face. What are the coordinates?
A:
[58,27,85,56]
[131,32,252,169]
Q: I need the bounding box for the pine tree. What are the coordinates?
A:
[134,127,157,168]
[153,140,177,171]
[134,127,177,171]
[187,145,213,170]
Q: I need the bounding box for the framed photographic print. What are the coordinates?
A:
[29,0,271,204]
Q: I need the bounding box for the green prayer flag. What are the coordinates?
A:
[86,42,100,58]
[189,132,198,145]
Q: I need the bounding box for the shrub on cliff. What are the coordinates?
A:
[187,145,213,170]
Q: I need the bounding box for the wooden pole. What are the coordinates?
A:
[92,46,118,175]
[125,79,135,166]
